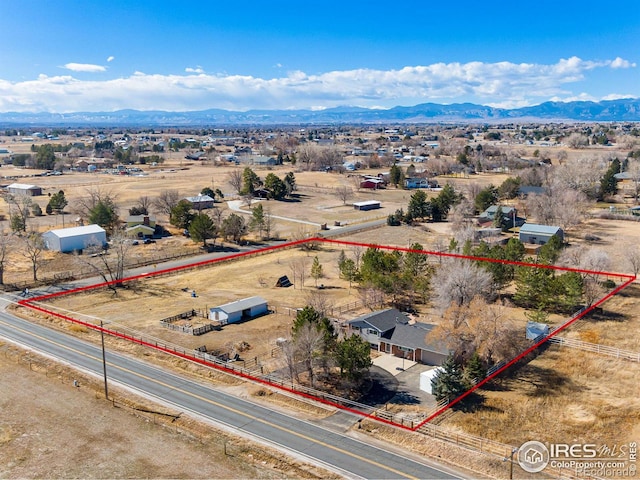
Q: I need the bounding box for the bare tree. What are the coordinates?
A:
[334,185,354,205]
[153,189,181,216]
[137,195,153,214]
[82,231,132,293]
[289,257,308,288]
[625,243,640,276]
[566,133,589,149]
[432,259,494,311]
[304,290,331,317]
[263,206,275,240]
[6,193,33,232]
[293,322,324,387]
[75,187,117,218]
[22,230,45,282]
[0,229,13,285]
[280,337,300,383]
[227,169,244,194]
[428,297,526,364]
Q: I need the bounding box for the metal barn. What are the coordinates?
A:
[42,224,107,253]
[209,296,268,324]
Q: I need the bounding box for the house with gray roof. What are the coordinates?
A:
[347,309,451,365]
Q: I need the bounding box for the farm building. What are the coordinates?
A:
[519,223,564,245]
[347,309,450,365]
[184,194,215,210]
[42,224,107,253]
[360,178,385,189]
[353,200,381,211]
[209,296,268,325]
[6,183,42,196]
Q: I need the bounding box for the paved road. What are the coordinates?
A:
[0,307,462,480]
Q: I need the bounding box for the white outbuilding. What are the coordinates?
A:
[42,224,107,253]
[209,296,268,325]
[419,367,444,395]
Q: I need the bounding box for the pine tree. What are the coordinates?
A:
[311,256,323,287]
[463,352,486,386]
[431,355,467,403]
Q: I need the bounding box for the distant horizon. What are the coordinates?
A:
[1,1,638,113]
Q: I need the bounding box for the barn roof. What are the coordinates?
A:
[212,296,267,314]
[45,224,106,239]
[519,223,562,236]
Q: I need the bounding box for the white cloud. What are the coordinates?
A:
[609,57,636,69]
[106,56,115,63]
[1,57,636,112]
[62,63,106,73]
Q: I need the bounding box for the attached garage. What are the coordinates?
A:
[209,296,268,324]
[42,224,107,253]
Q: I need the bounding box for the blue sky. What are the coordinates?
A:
[0,0,638,112]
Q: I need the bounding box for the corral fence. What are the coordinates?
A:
[159,309,219,336]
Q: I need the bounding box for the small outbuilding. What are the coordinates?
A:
[42,224,107,253]
[353,200,381,211]
[184,194,215,210]
[6,183,42,196]
[419,367,444,394]
[519,223,564,245]
[209,296,268,325]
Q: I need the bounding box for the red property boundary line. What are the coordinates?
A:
[17,237,636,432]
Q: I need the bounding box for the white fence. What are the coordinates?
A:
[548,336,640,362]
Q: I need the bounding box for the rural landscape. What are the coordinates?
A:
[1,1,639,479]
[0,119,639,479]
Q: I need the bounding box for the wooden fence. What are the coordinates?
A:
[548,336,640,362]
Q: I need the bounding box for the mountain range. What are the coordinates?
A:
[1,98,639,126]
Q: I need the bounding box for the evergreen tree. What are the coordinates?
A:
[88,198,119,233]
[310,256,323,286]
[169,200,194,230]
[250,203,266,238]
[389,163,404,187]
[335,335,372,382]
[264,173,286,199]
[463,352,487,385]
[47,190,68,213]
[407,190,430,222]
[431,355,467,403]
[189,213,217,247]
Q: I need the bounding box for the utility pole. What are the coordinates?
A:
[100,320,109,401]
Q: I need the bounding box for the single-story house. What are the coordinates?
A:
[251,156,278,166]
[126,215,157,228]
[209,296,268,324]
[75,158,109,171]
[360,178,385,189]
[379,321,450,366]
[353,200,381,211]
[184,194,215,210]
[347,309,450,365]
[125,224,156,239]
[478,205,525,228]
[519,223,564,245]
[517,185,547,197]
[404,177,430,189]
[6,183,42,196]
[42,224,107,253]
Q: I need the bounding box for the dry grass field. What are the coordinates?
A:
[3,134,640,477]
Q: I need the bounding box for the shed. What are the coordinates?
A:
[209,296,268,324]
[6,183,42,196]
[519,223,564,245]
[419,367,444,394]
[42,224,107,253]
[526,321,550,340]
[353,200,381,211]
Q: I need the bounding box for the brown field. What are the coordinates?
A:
[3,134,640,478]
